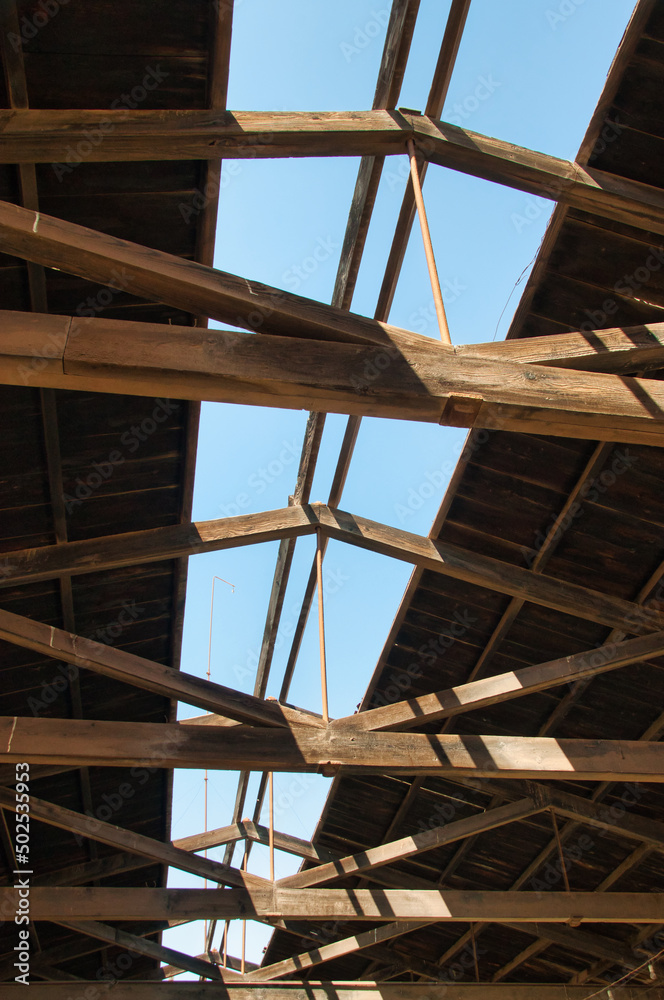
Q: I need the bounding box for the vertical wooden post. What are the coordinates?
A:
[316,529,330,724]
[406,137,451,345]
[222,921,229,968]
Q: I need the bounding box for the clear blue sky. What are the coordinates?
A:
[165,0,637,973]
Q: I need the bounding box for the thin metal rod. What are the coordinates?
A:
[269,770,275,881]
[316,529,330,724]
[550,807,571,893]
[406,137,451,344]
[241,848,248,974]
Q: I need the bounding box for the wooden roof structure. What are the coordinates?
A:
[3,0,664,997]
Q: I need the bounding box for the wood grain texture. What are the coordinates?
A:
[5,886,664,923]
[5,718,664,780]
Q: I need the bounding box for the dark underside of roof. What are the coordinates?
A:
[0,0,216,981]
[262,4,664,986]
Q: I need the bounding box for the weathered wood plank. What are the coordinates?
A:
[0,206,427,350]
[336,630,664,732]
[4,308,664,444]
[0,608,323,730]
[0,502,315,586]
[0,786,266,890]
[5,719,664,780]
[277,798,543,889]
[3,985,661,999]
[314,507,664,636]
[2,110,664,235]
[458,322,664,375]
[7,887,664,922]
[54,920,230,982]
[3,503,656,638]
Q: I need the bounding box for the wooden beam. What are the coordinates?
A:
[54,920,232,982]
[458,322,664,376]
[3,503,657,638]
[277,798,543,889]
[3,986,662,999]
[8,887,664,922]
[412,114,664,236]
[246,921,434,983]
[5,309,664,445]
[0,786,266,890]
[3,110,664,234]
[175,819,336,865]
[0,501,314,587]
[335,630,664,732]
[0,205,427,350]
[0,607,322,730]
[313,506,664,636]
[7,718,664,780]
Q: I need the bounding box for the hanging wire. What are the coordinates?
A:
[492,237,545,341]
[203,575,235,952]
[578,945,664,1000]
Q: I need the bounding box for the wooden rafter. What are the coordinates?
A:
[4,985,663,998]
[7,886,664,923]
[0,786,266,890]
[4,505,662,635]
[335,630,664,732]
[2,110,664,235]
[7,718,664,780]
[0,608,322,729]
[4,309,664,443]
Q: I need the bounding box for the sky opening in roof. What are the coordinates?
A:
[166,0,637,974]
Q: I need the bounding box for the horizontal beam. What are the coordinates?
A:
[7,887,664,922]
[2,109,664,236]
[4,311,664,444]
[0,606,322,730]
[0,785,265,891]
[0,501,314,587]
[3,504,658,638]
[337,630,664,732]
[4,986,661,999]
[277,798,543,889]
[5,718,664,779]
